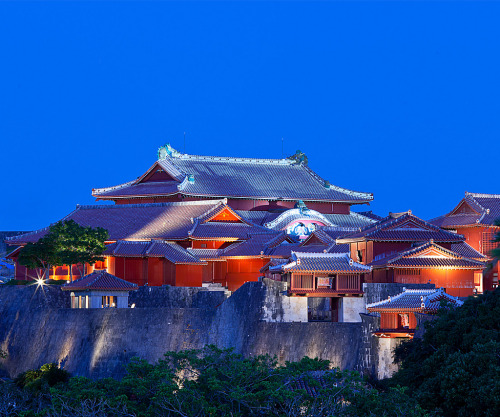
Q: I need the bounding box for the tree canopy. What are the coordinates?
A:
[390,288,500,417]
[1,346,431,417]
[17,220,108,281]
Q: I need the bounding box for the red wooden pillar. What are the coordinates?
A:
[142,258,148,286]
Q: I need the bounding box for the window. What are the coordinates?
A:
[102,295,117,308]
[482,230,499,256]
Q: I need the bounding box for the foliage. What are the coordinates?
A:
[17,220,108,281]
[390,288,500,417]
[17,237,60,281]
[6,346,432,417]
[49,220,108,279]
[15,363,70,391]
[491,218,500,262]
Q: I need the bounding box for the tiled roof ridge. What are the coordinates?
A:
[299,164,373,200]
[464,194,486,213]
[93,179,139,195]
[466,192,500,200]
[168,154,295,165]
[366,288,439,309]
[351,212,464,240]
[398,242,463,260]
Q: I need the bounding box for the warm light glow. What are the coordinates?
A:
[36,278,46,287]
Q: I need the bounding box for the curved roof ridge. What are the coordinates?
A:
[169,151,293,166]
[300,164,373,200]
[466,192,500,199]
[93,179,138,195]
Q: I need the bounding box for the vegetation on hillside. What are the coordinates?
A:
[0,346,429,417]
[389,288,500,417]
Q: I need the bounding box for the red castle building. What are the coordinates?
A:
[7,145,376,292]
[337,211,486,297]
[430,192,500,292]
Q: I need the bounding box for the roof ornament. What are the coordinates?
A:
[349,258,354,266]
[188,174,195,184]
[287,150,308,165]
[158,143,181,161]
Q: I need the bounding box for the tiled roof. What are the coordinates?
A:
[62,270,138,292]
[223,233,280,257]
[367,288,463,313]
[6,200,224,244]
[104,240,205,264]
[236,210,282,226]
[188,221,276,240]
[369,242,486,269]
[93,145,373,204]
[430,192,500,228]
[260,258,288,273]
[337,212,464,243]
[355,210,384,221]
[187,248,224,260]
[450,242,488,261]
[282,252,371,273]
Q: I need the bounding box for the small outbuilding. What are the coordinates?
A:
[62,270,138,309]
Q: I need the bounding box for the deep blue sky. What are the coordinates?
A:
[1,1,499,231]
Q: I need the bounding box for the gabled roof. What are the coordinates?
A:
[369,241,486,269]
[337,212,464,244]
[281,252,371,273]
[367,287,463,313]
[92,145,373,204]
[6,200,230,245]
[62,270,138,292]
[188,221,276,240]
[104,240,205,264]
[430,192,500,228]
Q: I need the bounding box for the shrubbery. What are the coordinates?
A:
[1,346,430,417]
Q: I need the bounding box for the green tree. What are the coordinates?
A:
[17,220,108,282]
[491,218,500,263]
[390,288,500,417]
[49,220,108,281]
[17,236,60,281]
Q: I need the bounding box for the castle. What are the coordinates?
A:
[6,145,499,331]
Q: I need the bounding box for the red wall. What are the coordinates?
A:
[225,258,267,292]
[394,268,475,297]
[107,194,354,215]
[176,264,203,287]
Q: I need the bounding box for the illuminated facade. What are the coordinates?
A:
[7,146,376,292]
[337,212,487,297]
[430,192,500,291]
